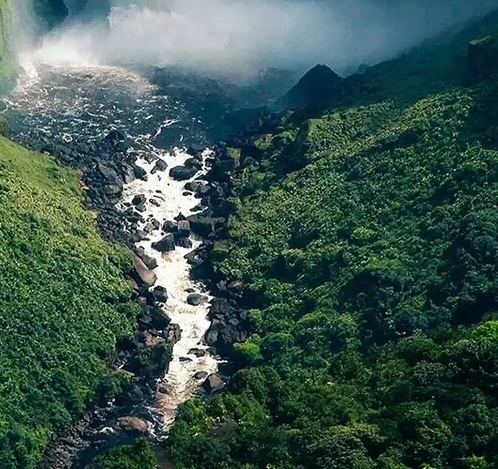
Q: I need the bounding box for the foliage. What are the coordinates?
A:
[0,0,13,88]
[89,439,156,469]
[0,136,137,467]
[167,10,498,469]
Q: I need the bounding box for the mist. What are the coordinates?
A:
[25,0,498,76]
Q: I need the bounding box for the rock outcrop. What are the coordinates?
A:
[280,64,344,110]
[468,35,498,82]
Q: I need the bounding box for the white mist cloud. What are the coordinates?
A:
[28,0,498,75]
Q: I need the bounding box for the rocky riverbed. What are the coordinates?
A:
[1,63,254,467]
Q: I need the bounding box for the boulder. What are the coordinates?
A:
[169,165,198,181]
[162,220,178,233]
[184,157,203,169]
[118,416,149,433]
[134,247,158,270]
[152,233,175,252]
[139,306,170,330]
[184,181,203,192]
[187,293,208,306]
[175,237,193,249]
[104,129,125,145]
[97,162,120,182]
[132,254,157,287]
[121,164,136,184]
[187,214,225,238]
[152,285,168,303]
[189,348,207,358]
[202,373,225,393]
[103,184,122,197]
[194,371,209,380]
[151,158,168,174]
[132,194,146,206]
[164,323,182,345]
[133,164,147,180]
[143,222,156,234]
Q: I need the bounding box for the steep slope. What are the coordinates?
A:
[166,9,498,469]
[0,0,13,88]
[0,133,137,468]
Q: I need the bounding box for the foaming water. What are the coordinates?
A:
[2,63,218,431]
[120,151,218,427]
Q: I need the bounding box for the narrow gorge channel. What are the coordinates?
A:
[1,60,227,464]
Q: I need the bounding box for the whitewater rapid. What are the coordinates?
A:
[2,63,218,430]
[120,149,218,428]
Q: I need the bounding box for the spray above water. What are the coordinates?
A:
[20,0,498,76]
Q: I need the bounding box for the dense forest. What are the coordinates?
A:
[0,132,138,468]
[165,10,498,469]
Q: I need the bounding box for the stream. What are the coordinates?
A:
[1,61,224,462]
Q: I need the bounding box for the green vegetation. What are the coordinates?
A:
[0,0,13,87]
[167,10,498,469]
[90,439,156,469]
[0,135,137,468]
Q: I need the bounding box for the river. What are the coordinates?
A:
[1,60,227,463]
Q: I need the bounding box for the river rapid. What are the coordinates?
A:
[2,60,225,454]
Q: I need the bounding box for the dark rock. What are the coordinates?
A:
[140,306,170,330]
[163,323,182,345]
[162,220,178,233]
[205,319,248,353]
[187,144,205,156]
[103,184,122,197]
[97,162,120,182]
[281,64,344,109]
[202,373,225,393]
[121,164,136,184]
[175,237,193,249]
[151,158,168,174]
[184,157,203,169]
[228,280,244,298]
[169,165,198,181]
[143,222,156,233]
[132,194,146,206]
[189,348,207,358]
[104,129,126,145]
[133,164,147,180]
[209,298,234,317]
[128,343,171,378]
[152,233,175,252]
[152,286,168,303]
[194,371,208,380]
[187,214,225,238]
[179,356,193,363]
[468,36,498,81]
[184,181,203,192]
[135,202,146,212]
[187,293,208,306]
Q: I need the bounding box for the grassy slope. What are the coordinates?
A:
[0,136,137,468]
[0,0,12,87]
[167,10,498,469]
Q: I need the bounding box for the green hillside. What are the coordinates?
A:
[0,134,137,468]
[0,0,13,87]
[167,11,498,469]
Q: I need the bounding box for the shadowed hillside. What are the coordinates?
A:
[165,8,498,469]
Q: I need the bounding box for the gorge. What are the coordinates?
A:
[1,1,498,468]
